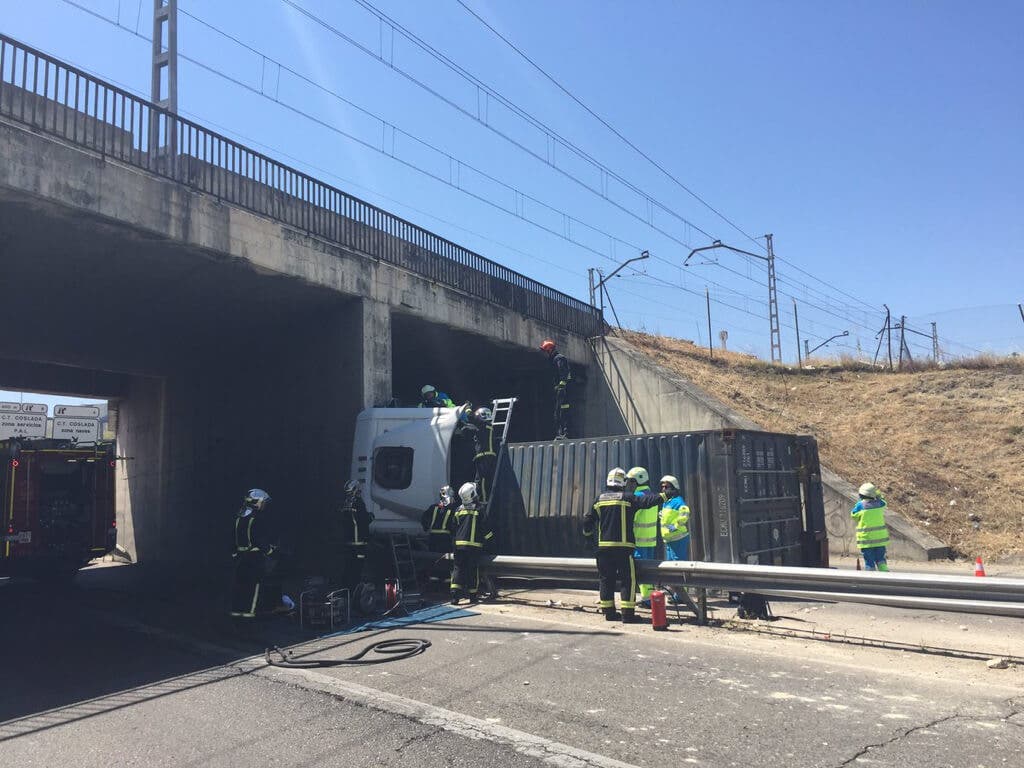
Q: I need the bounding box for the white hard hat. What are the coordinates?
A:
[659,475,680,490]
[421,384,437,396]
[459,481,479,505]
[605,467,626,488]
[243,488,271,512]
[626,467,649,486]
[858,483,879,499]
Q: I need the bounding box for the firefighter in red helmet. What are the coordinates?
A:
[540,339,572,439]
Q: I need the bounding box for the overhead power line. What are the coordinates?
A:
[451,0,879,312]
[48,1,986,361]
[452,0,761,250]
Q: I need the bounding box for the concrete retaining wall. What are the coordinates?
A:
[591,336,950,561]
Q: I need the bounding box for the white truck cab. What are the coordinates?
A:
[350,407,463,535]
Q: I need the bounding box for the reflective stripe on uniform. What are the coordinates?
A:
[854,502,890,548]
[594,499,633,548]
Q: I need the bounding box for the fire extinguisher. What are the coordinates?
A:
[650,589,668,631]
[384,579,400,610]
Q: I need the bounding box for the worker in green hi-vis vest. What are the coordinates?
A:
[851,482,891,572]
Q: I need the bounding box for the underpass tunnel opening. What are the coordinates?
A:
[389,312,588,445]
[0,198,372,574]
[0,374,120,579]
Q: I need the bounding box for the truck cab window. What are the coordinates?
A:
[373,447,414,490]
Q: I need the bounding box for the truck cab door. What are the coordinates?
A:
[369,410,458,527]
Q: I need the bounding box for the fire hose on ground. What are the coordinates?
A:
[265,638,431,667]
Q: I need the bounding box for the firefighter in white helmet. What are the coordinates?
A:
[457,403,501,505]
[582,468,668,623]
[447,482,492,604]
[230,489,286,618]
[337,480,374,591]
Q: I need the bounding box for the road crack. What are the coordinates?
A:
[835,712,961,767]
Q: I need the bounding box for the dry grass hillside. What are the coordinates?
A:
[621,330,1024,560]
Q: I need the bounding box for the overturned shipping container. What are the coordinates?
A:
[492,429,828,568]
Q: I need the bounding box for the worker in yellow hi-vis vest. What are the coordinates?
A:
[852,482,890,572]
[627,466,659,608]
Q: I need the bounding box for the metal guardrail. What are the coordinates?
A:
[0,33,602,338]
[482,556,1024,617]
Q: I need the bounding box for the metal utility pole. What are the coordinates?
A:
[804,339,810,359]
[765,234,781,364]
[587,268,596,307]
[898,315,909,370]
[591,250,650,335]
[684,236,781,364]
[150,0,178,152]
[885,305,893,371]
[792,297,802,368]
[931,322,940,363]
[1018,303,1023,325]
[706,287,713,359]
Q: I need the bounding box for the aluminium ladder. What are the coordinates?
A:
[389,533,422,609]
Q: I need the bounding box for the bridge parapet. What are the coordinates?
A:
[0,33,601,338]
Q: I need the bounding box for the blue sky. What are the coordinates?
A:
[3,0,1022,362]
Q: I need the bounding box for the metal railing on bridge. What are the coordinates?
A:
[0,33,602,338]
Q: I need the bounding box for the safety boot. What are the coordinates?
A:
[603,607,622,621]
[621,609,642,624]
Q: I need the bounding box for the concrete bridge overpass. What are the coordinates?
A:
[0,34,623,569]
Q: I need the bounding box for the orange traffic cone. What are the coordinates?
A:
[974,556,986,577]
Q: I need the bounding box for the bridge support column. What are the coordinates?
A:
[355,298,392,408]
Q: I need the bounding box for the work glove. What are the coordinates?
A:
[666,524,677,533]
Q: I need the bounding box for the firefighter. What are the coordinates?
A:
[448,481,490,605]
[659,475,691,561]
[627,467,659,608]
[339,480,375,591]
[421,485,456,553]
[582,468,668,623]
[230,488,284,618]
[852,482,890,572]
[419,384,455,408]
[458,404,501,505]
[540,339,572,439]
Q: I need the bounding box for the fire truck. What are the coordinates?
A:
[0,438,117,579]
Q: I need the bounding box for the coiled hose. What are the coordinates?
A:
[265,638,431,667]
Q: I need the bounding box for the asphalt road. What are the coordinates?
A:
[2,566,1023,767]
